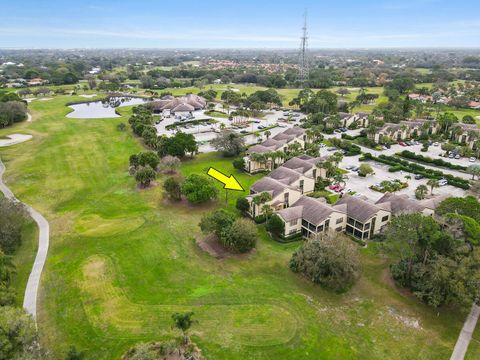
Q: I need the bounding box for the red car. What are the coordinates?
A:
[399,142,407,147]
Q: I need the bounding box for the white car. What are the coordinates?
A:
[438,179,448,186]
[470,157,477,162]
[433,142,439,146]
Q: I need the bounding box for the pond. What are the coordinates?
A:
[66,96,150,119]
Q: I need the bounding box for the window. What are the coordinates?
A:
[316,225,324,233]
[336,218,343,224]
[347,217,355,226]
[313,169,317,179]
[325,219,330,229]
[289,219,298,226]
[335,226,343,232]
[300,180,304,194]
[364,222,370,230]
[382,215,389,222]
[284,193,289,208]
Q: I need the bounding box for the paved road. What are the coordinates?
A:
[0,157,49,320]
[451,304,480,360]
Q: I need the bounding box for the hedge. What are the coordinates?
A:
[254,215,266,224]
[398,150,467,171]
[277,232,304,243]
[360,153,470,189]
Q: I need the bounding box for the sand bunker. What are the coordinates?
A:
[79,94,98,98]
[0,134,33,147]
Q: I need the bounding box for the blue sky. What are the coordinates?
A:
[1,0,479,48]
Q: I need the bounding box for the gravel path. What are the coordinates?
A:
[0,157,49,320]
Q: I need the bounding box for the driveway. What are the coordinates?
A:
[0,157,49,320]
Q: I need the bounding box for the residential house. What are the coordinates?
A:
[339,112,370,128]
[336,195,392,240]
[246,154,326,217]
[408,93,433,103]
[375,192,434,216]
[374,119,438,143]
[244,127,307,173]
[278,196,347,238]
[247,177,302,218]
[27,78,47,86]
[150,94,206,115]
[454,124,480,149]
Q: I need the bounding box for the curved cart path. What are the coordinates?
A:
[451,304,480,360]
[0,157,49,320]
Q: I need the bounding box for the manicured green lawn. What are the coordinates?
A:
[0,95,477,359]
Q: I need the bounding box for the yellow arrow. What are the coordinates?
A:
[207,167,244,191]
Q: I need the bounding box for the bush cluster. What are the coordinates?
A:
[199,210,257,253]
[330,138,361,156]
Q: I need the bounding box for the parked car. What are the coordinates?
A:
[327,147,337,152]
[334,129,342,133]
[240,130,248,134]
[438,179,448,186]
[319,143,326,148]
[433,142,439,146]
[352,166,360,172]
[399,142,407,147]
[470,157,477,162]
[345,165,355,170]
[258,125,265,129]
[414,174,424,180]
[455,154,461,159]
[449,153,454,158]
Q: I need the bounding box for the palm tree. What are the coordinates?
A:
[333,173,348,187]
[264,130,271,139]
[450,124,463,141]
[253,192,272,216]
[262,204,274,221]
[467,165,480,180]
[366,125,377,139]
[426,179,439,195]
[331,151,344,167]
[415,184,429,200]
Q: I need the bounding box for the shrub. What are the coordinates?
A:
[235,197,250,213]
[160,155,181,174]
[135,166,157,187]
[163,177,183,201]
[266,214,285,238]
[290,234,360,293]
[0,198,28,254]
[199,209,235,238]
[232,158,245,170]
[254,215,266,224]
[220,218,257,253]
[181,174,218,204]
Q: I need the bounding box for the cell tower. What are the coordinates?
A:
[298,10,309,82]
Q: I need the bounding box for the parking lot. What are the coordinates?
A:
[319,130,471,201]
[333,152,466,201]
[154,108,305,152]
